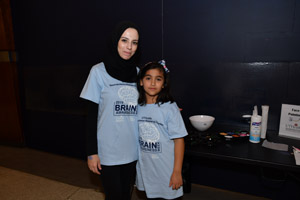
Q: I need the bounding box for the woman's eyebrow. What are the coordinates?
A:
[120,36,138,41]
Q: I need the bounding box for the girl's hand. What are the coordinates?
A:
[169,171,183,190]
[87,154,101,175]
[169,138,184,190]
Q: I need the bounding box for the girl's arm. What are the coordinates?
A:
[169,137,185,190]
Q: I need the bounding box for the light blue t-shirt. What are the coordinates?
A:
[80,62,139,165]
[136,102,188,199]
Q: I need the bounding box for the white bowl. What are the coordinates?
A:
[189,115,215,131]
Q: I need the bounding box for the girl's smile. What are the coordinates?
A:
[140,68,164,104]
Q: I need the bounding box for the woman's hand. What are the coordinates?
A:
[169,171,183,190]
[87,154,101,175]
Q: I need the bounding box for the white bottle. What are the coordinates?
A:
[260,105,269,139]
[249,106,262,143]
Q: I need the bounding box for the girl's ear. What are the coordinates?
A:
[140,80,143,86]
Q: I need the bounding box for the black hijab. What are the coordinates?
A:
[103,21,140,83]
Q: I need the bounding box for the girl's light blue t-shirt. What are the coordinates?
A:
[136,102,188,199]
[80,62,139,165]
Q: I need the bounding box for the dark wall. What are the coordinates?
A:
[11,0,163,66]
[165,0,300,62]
[10,0,300,158]
[164,0,300,131]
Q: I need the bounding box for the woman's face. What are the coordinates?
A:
[117,28,139,60]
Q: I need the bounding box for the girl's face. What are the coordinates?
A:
[117,28,139,60]
[140,68,165,104]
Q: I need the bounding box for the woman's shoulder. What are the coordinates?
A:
[89,63,110,80]
[90,62,105,72]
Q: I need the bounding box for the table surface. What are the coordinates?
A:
[185,125,300,172]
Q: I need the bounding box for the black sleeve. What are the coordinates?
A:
[85,100,98,156]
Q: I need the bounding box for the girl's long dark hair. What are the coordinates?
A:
[137,62,174,106]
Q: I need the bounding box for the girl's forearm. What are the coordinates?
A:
[173,138,185,173]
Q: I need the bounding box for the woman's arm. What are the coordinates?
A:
[169,137,185,190]
[86,100,101,174]
[86,100,98,155]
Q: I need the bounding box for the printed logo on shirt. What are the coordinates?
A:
[113,86,138,116]
[114,101,137,115]
[139,121,162,153]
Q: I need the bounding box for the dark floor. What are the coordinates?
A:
[0,145,270,200]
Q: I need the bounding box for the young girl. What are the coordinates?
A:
[135,61,188,199]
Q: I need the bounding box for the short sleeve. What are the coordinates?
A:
[80,65,103,104]
[166,103,188,139]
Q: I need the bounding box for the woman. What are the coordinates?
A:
[80,21,140,200]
